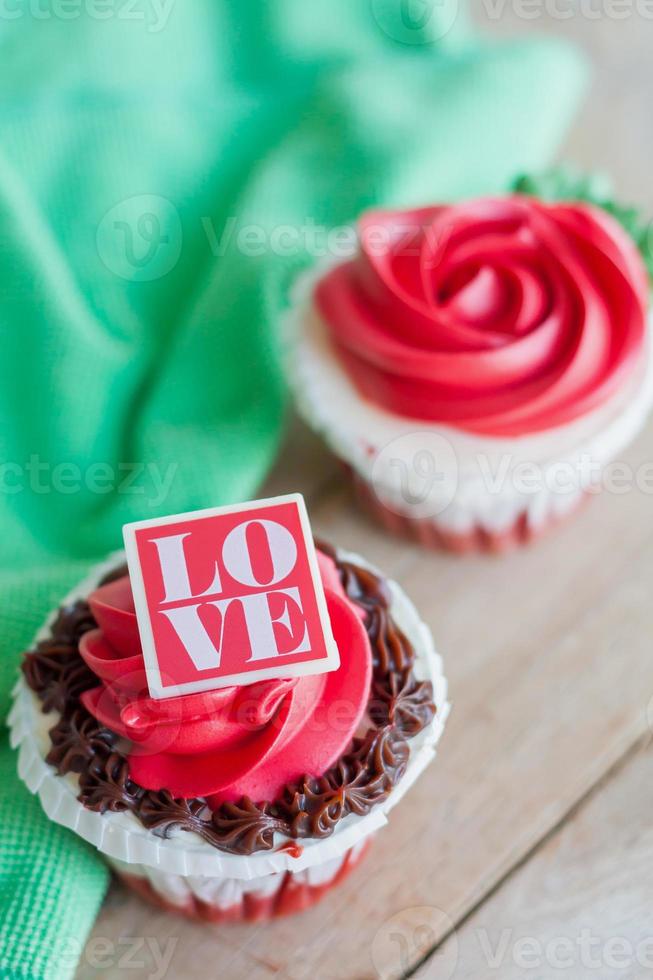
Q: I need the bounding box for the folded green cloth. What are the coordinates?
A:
[0,3,587,977]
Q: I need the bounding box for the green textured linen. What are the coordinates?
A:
[0,3,587,977]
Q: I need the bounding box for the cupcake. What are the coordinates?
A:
[286,190,653,553]
[9,536,448,922]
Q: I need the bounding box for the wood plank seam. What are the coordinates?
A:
[406,733,653,979]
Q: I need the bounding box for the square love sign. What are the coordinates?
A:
[123,494,339,699]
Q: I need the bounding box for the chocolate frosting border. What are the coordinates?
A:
[22,541,436,856]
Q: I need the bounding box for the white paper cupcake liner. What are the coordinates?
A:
[8,548,449,883]
[284,260,653,536]
[107,839,368,911]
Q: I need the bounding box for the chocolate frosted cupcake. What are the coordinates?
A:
[9,539,448,922]
[285,185,653,552]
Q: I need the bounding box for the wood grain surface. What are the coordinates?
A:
[75,11,653,980]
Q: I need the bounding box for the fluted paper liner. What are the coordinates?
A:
[8,549,449,882]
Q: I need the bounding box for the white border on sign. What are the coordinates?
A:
[122,493,341,700]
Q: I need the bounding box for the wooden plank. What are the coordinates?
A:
[431,739,653,980]
[478,1,653,209]
[77,419,653,979]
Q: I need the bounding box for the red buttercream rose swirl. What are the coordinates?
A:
[78,551,371,805]
[315,196,649,436]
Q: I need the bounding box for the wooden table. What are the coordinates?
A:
[76,12,653,980]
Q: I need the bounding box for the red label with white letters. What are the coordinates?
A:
[123,494,339,699]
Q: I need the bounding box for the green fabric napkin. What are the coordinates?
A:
[0,3,587,977]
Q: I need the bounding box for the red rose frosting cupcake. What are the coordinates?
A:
[286,194,653,552]
[9,541,448,922]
